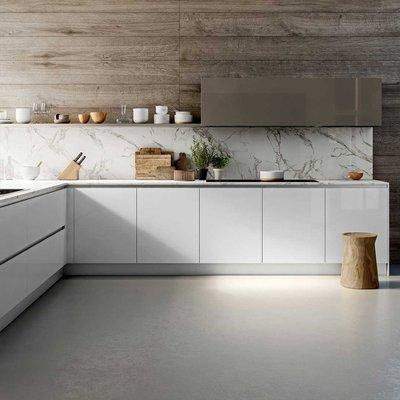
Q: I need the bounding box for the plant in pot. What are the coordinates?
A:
[211,151,231,180]
[190,137,213,180]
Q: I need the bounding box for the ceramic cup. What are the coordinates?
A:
[155,105,168,115]
[133,108,149,123]
[16,108,31,124]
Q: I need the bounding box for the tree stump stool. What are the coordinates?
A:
[341,232,379,289]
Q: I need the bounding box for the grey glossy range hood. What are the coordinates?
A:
[201,77,381,127]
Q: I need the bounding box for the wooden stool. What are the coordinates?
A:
[341,232,379,289]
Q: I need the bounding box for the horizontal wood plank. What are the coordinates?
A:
[0,37,179,61]
[180,60,400,85]
[0,1,179,13]
[180,0,400,13]
[0,84,179,108]
[0,61,179,84]
[0,13,179,37]
[181,12,400,37]
[181,36,400,61]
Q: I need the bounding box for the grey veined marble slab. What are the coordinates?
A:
[0,125,372,180]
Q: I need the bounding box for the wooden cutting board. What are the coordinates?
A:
[135,147,174,179]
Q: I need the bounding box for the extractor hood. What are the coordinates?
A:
[201,77,381,127]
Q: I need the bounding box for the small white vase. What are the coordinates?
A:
[213,168,223,180]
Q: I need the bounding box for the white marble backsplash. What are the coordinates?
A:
[0,125,372,180]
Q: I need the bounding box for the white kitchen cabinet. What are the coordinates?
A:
[326,188,389,263]
[0,230,65,320]
[137,188,199,263]
[26,189,66,244]
[263,188,325,263]
[0,200,27,263]
[200,188,262,263]
[74,188,136,263]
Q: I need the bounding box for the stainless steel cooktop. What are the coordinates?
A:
[0,189,23,196]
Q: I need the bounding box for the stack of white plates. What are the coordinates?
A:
[0,119,12,124]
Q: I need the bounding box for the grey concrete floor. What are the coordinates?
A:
[0,276,400,400]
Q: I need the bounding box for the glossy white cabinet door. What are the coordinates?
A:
[326,188,389,263]
[200,188,262,263]
[74,188,136,263]
[26,230,65,292]
[0,251,29,319]
[0,201,28,263]
[137,188,199,263]
[263,188,325,263]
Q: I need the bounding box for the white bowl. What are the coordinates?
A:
[21,165,40,180]
[260,170,284,182]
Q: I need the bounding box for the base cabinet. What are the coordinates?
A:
[326,188,389,263]
[74,188,136,263]
[263,188,325,263]
[137,188,199,263]
[200,188,262,263]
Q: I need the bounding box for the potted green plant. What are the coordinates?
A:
[190,137,213,180]
[211,151,231,180]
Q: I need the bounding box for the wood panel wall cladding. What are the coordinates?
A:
[1,0,400,261]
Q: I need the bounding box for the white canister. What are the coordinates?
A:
[133,108,149,123]
[155,105,168,115]
[16,108,31,123]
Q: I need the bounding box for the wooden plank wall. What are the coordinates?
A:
[1,1,400,260]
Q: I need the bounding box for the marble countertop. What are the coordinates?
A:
[0,179,389,207]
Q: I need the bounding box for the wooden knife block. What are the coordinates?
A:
[58,161,81,180]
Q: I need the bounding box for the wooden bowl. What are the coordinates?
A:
[78,112,90,124]
[347,171,363,180]
[90,111,107,124]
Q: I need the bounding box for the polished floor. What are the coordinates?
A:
[0,276,400,400]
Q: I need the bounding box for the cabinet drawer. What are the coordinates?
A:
[0,230,65,320]
[26,230,66,293]
[0,200,28,262]
[26,189,66,243]
[0,251,29,319]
